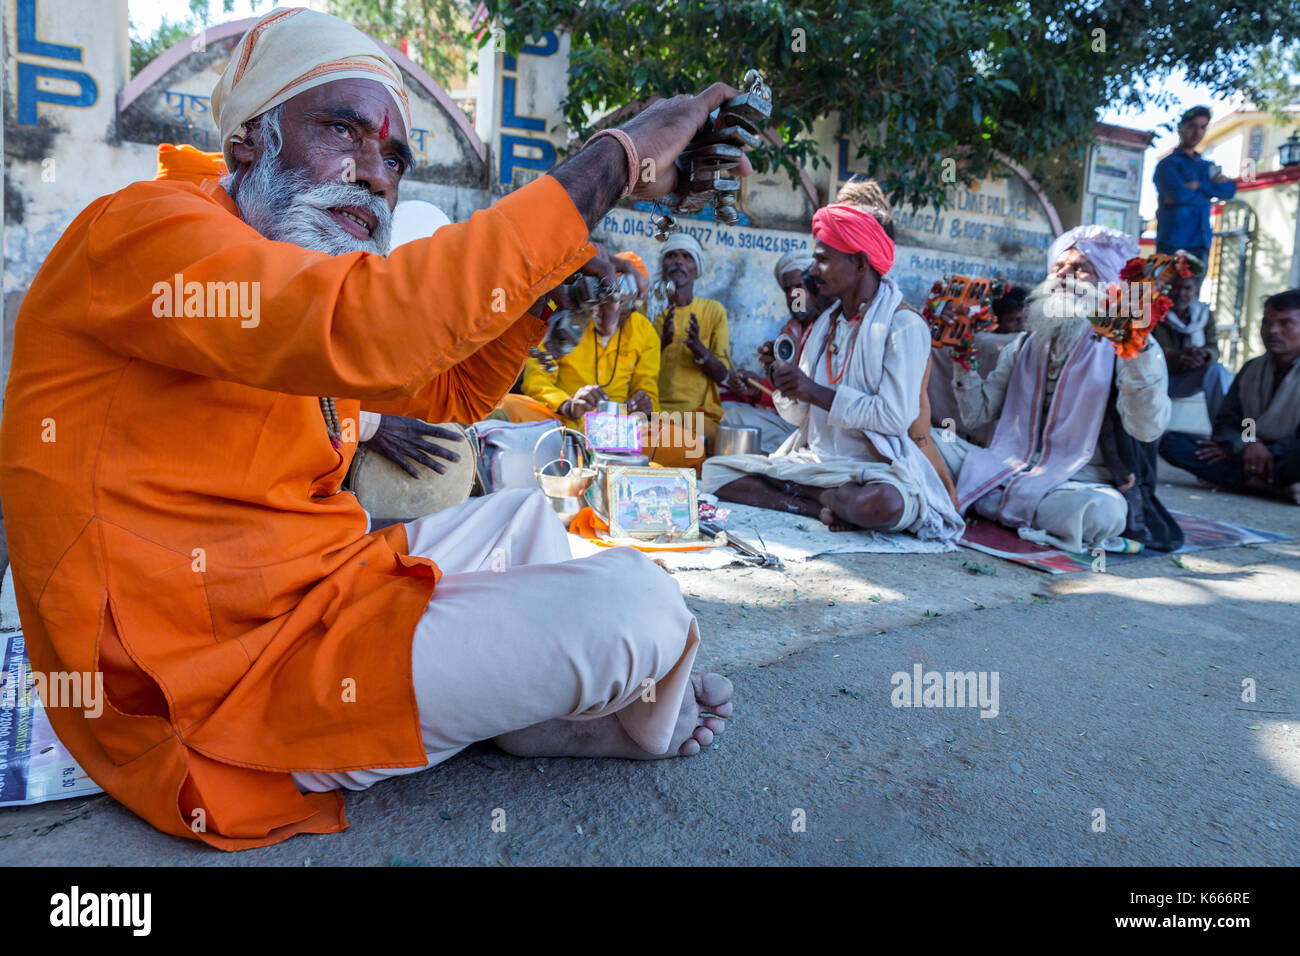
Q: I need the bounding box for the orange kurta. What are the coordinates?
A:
[0,174,593,849]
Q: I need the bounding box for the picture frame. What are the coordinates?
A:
[606,466,699,541]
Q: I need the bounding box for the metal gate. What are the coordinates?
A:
[1207,199,1257,368]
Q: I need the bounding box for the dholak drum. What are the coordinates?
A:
[346,423,477,526]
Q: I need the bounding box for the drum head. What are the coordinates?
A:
[351,423,475,521]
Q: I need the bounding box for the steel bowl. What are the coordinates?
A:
[535,458,597,498]
[714,424,761,457]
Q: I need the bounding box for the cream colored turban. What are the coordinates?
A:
[210,6,411,169]
[773,251,813,284]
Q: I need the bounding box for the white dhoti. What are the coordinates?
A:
[701,450,926,534]
[293,488,700,792]
[720,402,798,454]
[934,429,1127,553]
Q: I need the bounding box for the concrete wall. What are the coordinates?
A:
[4,0,132,398]
[1233,179,1299,364]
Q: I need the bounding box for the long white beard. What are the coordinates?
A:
[231,149,392,256]
[1025,277,1095,361]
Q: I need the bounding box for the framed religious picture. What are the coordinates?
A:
[606,466,699,541]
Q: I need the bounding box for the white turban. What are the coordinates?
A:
[389,200,452,250]
[1047,224,1140,286]
[660,231,705,277]
[211,7,410,170]
[773,251,814,285]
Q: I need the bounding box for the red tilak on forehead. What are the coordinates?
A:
[379,108,389,139]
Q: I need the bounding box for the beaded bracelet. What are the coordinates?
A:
[586,128,639,199]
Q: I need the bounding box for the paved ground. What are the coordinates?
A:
[1,465,1297,866]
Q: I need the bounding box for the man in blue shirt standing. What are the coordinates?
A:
[1154,105,1237,267]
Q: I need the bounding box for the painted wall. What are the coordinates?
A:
[4,0,132,399]
[1231,177,1299,364]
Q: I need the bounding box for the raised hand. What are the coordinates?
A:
[660,307,676,348]
[621,83,756,201]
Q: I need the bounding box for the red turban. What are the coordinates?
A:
[811,203,895,276]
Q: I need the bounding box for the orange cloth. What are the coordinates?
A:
[498,393,563,423]
[0,173,593,849]
[155,143,228,184]
[569,507,716,553]
[569,506,610,538]
[615,251,649,280]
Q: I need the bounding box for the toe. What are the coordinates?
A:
[678,737,701,757]
[707,700,735,719]
[693,726,714,747]
[700,716,724,735]
[694,673,733,708]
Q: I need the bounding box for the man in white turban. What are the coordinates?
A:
[935,225,1175,553]
[0,6,749,849]
[717,250,821,453]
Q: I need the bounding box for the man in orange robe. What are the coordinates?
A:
[0,8,743,850]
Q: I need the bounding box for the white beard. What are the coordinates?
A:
[1025,277,1096,362]
[231,148,392,256]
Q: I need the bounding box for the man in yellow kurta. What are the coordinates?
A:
[519,257,662,429]
[650,233,739,452]
[0,8,740,850]
[505,251,706,468]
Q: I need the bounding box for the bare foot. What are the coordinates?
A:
[818,484,904,531]
[818,505,855,532]
[494,673,734,760]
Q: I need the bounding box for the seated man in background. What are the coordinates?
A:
[718,251,828,454]
[651,233,744,453]
[991,285,1028,334]
[503,251,705,469]
[1153,272,1232,421]
[928,283,1027,448]
[1160,289,1300,504]
[703,181,962,541]
[940,226,1176,553]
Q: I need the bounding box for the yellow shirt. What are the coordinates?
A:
[651,296,730,418]
[522,311,661,428]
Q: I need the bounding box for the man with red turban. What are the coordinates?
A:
[702,181,963,542]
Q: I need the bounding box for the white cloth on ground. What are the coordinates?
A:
[934,429,1127,553]
[293,488,700,792]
